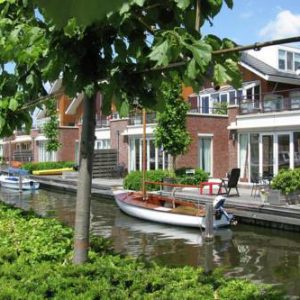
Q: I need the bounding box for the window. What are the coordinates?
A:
[199,136,212,175]
[287,51,293,70]
[220,94,228,103]
[95,139,110,149]
[229,91,236,105]
[38,141,57,162]
[239,134,249,179]
[129,137,168,171]
[278,49,300,72]
[295,53,300,71]
[278,49,285,70]
[201,96,209,114]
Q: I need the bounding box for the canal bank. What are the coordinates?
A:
[30,174,300,232]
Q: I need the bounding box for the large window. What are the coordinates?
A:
[294,132,300,168]
[278,134,290,171]
[278,49,300,72]
[262,135,274,177]
[95,139,110,149]
[199,136,212,175]
[250,134,259,180]
[38,141,57,162]
[201,96,209,114]
[129,137,168,172]
[239,134,249,180]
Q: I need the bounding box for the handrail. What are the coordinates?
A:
[144,180,199,189]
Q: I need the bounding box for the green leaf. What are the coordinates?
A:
[63,18,80,37]
[186,58,197,79]
[131,0,145,7]
[119,100,129,117]
[213,63,231,85]
[34,0,127,27]
[174,0,191,10]
[224,0,233,9]
[8,98,19,111]
[185,41,211,71]
[148,40,169,67]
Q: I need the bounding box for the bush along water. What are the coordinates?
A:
[271,168,300,195]
[0,202,285,299]
[124,168,209,191]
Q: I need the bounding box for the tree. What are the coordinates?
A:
[0,0,241,263]
[155,75,191,171]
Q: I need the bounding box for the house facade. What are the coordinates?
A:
[89,45,300,182]
[1,45,300,184]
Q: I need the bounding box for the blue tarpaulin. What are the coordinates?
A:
[5,168,29,176]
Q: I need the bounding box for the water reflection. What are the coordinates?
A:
[1,189,300,298]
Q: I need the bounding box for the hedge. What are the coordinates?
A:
[124,168,209,191]
[0,202,284,299]
[22,161,76,173]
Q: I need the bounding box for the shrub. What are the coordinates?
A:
[271,168,300,195]
[124,170,174,191]
[0,202,285,299]
[176,168,209,185]
[22,161,75,173]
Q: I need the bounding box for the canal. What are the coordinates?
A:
[1,188,300,298]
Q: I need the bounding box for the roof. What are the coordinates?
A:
[240,52,300,85]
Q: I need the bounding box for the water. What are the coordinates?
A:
[1,188,300,299]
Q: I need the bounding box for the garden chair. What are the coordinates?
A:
[217,168,240,197]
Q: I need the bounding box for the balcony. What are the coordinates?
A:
[13,150,33,162]
[239,95,300,115]
[128,112,157,125]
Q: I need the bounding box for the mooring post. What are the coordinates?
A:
[18,173,23,193]
[204,203,214,241]
[203,240,214,275]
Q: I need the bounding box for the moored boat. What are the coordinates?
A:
[0,168,40,190]
[113,189,234,229]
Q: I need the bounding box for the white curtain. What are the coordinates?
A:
[201,137,211,174]
[239,134,248,178]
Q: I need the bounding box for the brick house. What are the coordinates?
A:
[81,44,300,182]
[1,79,79,164]
[1,44,300,184]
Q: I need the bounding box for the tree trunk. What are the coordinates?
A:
[168,155,176,173]
[73,93,96,264]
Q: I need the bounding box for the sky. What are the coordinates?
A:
[202,0,300,47]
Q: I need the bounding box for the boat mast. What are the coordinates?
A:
[142,108,147,200]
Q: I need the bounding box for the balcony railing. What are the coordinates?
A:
[239,97,300,115]
[189,106,228,115]
[12,150,33,162]
[128,112,157,125]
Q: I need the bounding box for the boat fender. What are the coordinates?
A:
[30,181,34,186]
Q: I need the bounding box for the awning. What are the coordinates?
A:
[35,135,48,141]
[12,136,32,143]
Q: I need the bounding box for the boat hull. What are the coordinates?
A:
[113,190,232,229]
[0,176,40,190]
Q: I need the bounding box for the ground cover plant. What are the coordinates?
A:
[0,202,284,299]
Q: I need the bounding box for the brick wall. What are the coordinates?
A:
[57,127,79,161]
[176,114,229,178]
[110,119,129,169]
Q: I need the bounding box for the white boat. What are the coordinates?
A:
[113,190,234,229]
[0,168,40,190]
